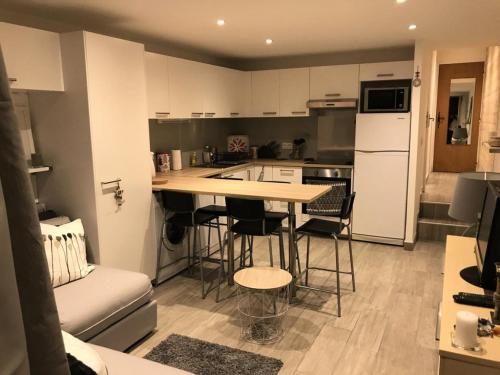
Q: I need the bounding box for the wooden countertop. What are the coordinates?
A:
[154,159,353,180]
[152,175,331,203]
[440,235,500,368]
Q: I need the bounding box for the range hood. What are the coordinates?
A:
[307,98,358,109]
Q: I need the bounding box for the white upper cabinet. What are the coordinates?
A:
[251,70,280,117]
[145,52,170,119]
[227,70,251,118]
[359,60,414,81]
[168,57,205,118]
[310,64,359,99]
[279,68,310,117]
[0,22,64,91]
[203,64,231,118]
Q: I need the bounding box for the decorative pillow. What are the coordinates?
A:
[62,330,108,375]
[40,219,93,288]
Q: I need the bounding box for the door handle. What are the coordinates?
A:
[436,112,445,128]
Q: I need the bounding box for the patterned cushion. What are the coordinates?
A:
[41,219,93,288]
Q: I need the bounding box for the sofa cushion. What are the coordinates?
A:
[54,265,153,341]
[62,331,108,375]
[91,345,190,375]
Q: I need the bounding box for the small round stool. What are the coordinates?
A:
[234,266,292,344]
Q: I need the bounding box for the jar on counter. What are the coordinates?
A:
[190,151,198,166]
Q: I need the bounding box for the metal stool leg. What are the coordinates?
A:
[249,236,254,267]
[240,234,247,268]
[334,234,341,317]
[194,225,206,299]
[278,228,285,269]
[305,235,311,286]
[347,226,356,292]
[216,218,224,302]
[154,218,166,286]
[296,243,302,275]
[268,235,274,267]
[187,227,192,275]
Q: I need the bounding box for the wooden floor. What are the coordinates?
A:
[421,172,458,203]
[131,236,444,375]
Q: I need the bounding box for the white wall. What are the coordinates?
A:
[405,41,434,246]
[437,47,486,64]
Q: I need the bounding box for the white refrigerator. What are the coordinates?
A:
[352,113,410,245]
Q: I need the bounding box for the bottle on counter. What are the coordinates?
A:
[190,151,198,166]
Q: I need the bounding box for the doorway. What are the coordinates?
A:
[433,62,484,172]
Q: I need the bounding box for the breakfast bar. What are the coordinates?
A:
[152,174,331,289]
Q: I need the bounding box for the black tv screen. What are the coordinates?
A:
[477,181,500,291]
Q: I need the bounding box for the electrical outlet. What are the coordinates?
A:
[281,142,293,150]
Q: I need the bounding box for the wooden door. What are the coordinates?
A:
[433,62,483,172]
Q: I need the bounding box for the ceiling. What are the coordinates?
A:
[0,0,499,59]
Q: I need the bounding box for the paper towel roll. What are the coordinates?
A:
[171,150,182,171]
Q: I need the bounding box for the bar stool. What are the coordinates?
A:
[156,191,225,301]
[225,197,286,269]
[295,193,356,317]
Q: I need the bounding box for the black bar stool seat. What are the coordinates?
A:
[296,218,345,238]
[264,211,288,221]
[230,217,282,236]
[196,204,227,217]
[168,211,217,227]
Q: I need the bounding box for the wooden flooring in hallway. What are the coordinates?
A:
[131,236,444,375]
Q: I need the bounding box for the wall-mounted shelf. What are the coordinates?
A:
[28,166,52,174]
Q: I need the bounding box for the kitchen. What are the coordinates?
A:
[2,2,500,373]
[148,58,414,280]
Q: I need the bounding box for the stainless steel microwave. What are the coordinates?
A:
[360,79,412,113]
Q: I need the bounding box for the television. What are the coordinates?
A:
[475,181,500,291]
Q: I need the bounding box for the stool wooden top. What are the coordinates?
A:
[234,267,292,290]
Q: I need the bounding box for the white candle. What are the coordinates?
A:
[455,311,478,348]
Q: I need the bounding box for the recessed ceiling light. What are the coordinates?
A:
[217,19,225,26]
[408,24,417,30]
[396,0,407,4]
[265,38,273,45]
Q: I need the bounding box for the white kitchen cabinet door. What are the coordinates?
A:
[204,64,231,118]
[310,64,359,99]
[359,61,414,81]
[352,151,408,240]
[168,57,205,118]
[0,22,63,91]
[145,52,170,119]
[279,68,310,117]
[227,70,251,118]
[272,167,302,214]
[84,32,153,273]
[251,70,280,117]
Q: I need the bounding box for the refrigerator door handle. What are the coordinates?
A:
[356,150,409,153]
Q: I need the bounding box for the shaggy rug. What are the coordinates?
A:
[144,334,283,375]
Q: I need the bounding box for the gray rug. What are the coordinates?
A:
[144,334,283,375]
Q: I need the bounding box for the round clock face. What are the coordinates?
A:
[413,77,422,87]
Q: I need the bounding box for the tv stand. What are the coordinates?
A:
[459,265,482,288]
[439,236,500,375]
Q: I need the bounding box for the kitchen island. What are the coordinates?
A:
[152,168,331,291]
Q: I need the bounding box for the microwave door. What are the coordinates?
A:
[364,88,397,112]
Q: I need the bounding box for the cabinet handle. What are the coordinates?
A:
[280,169,295,176]
[8,78,17,83]
[191,112,203,117]
[263,111,277,115]
[230,112,240,116]
[204,112,216,117]
[155,112,170,116]
[292,111,307,114]
[376,73,394,77]
[325,93,341,97]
